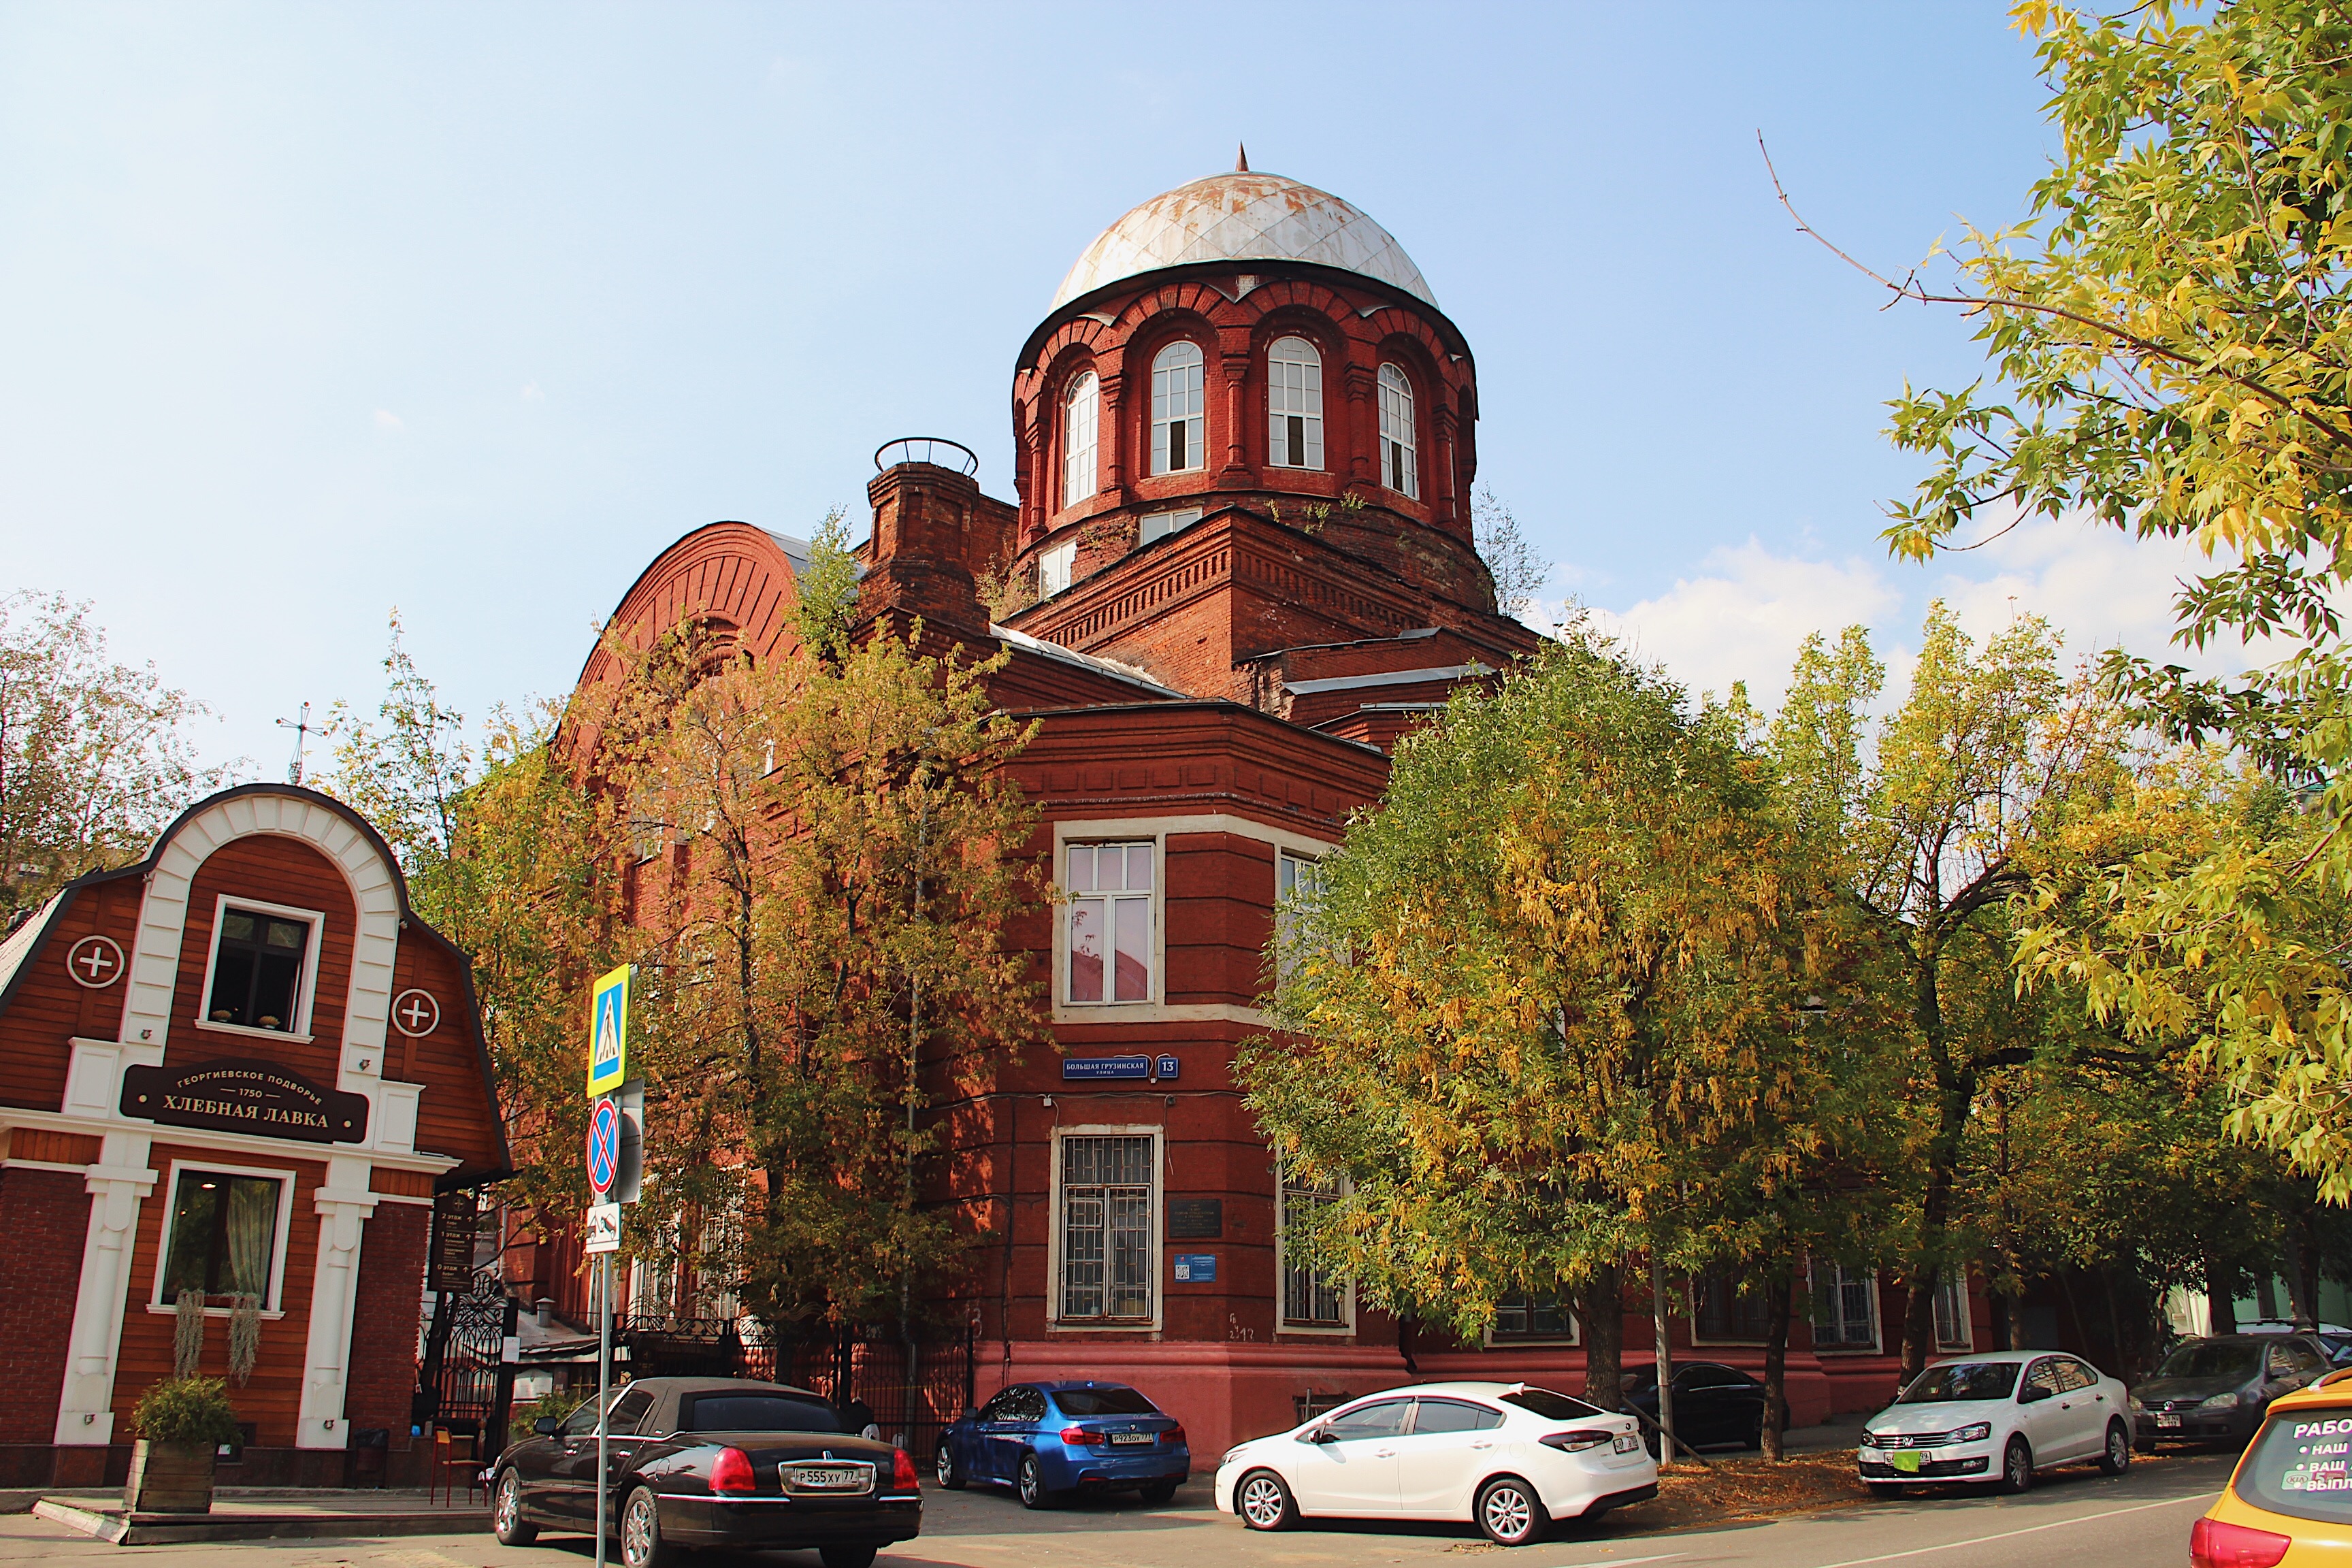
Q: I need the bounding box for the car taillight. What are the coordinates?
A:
[1060,1426,1104,1445]
[710,1446,755,1494]
[2190,1517,2292,1568]
[892,1446,921,1492]
[1538,1429,1614,1454]
[1164,1424,1186,1447]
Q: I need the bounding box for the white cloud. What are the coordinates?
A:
[373,408,404,432]
[1571,514,2274,718]
[521,382,543,403]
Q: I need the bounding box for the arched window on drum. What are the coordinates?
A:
[1151,340,1205,475]
[1062,371,1099,507]
[1377,363,1418,499]
[1266,336,1322,469]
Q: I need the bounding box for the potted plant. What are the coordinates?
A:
[126,1375,240,1514]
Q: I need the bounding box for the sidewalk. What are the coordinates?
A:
[28,1488,487,1546]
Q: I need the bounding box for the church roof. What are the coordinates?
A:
[1050,169,1435,310]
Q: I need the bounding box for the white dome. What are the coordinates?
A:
[1050,170,1435,310]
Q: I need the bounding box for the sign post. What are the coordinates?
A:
[584,965,631,1568]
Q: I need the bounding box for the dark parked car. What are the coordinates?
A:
[1620,1362,1786,1452]
[935,1380,1189,1507]
[487,1376,919,1568]
[2130,1334,2335,1448]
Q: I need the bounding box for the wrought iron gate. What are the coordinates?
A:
[415,1264,518,1442]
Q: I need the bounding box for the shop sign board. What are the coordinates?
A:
[427,1192,478,1292]
[120,1058,370,1144]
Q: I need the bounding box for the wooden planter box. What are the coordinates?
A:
[124,1439,216,1514]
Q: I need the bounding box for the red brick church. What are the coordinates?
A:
[557,161,1973,1458]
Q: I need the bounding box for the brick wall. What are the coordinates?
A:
[0,1168,91,1443]
[345,1201,429,1443]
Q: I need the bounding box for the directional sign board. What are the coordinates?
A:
[584,1202,621,1255]
[587,1096,620,1198]
[588,965,632,1098]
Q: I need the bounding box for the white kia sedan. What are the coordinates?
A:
[1859,1350,2133,1493]
[1214,1381,1658,1547]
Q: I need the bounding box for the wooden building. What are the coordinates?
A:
[539,163,1982,1460]
[0,785,508,1487]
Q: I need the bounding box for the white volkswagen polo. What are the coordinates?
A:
[1214,1382,1658,1547]
[1859,1350,2133,1492]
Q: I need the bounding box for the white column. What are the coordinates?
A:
[52,1134,156,1446]
[295,1155,379,1450]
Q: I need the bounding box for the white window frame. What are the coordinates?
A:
[1267,336,1324,470]
[1933,1270,1974,1350]
[1810,1259,1882,1354]
[1275,849,1324,985]
[1151,340,1205,475]
[1062,371,1099,508]
[1482,1291,1581,1347]
[1062,839,1157,1007]
[195,894,326,1043]
[146,1157,299,1318]
[1377,362,1418,499]
[1047,1125,1162,1331]
[1138,508,1202,546]
[1275,1158,1352,1335]
[1038,539,1077,599]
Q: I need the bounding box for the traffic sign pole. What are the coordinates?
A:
[595,1250,610,1568]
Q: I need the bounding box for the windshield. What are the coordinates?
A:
[1052,1388,1157,1416]
[680,1393,842,1433]
[2234,1408,2352,1524]
[1896,1362,2021,1404]
[1501,1388,1601,1421]
[2157,1342,2263,1382]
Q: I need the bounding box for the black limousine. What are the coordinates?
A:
[488,1377,920,1568]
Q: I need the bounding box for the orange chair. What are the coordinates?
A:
[429,1427,483,1507]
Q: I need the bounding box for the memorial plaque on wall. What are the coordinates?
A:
[120,1058,370,1144]
[428,1192,479,1293]
[1168,1197,1223,1239]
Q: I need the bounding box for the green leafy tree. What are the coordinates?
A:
[0,591,233,929]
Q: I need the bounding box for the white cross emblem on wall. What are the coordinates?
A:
[78,947,114,981]
[65,936,125,990]
[391,987,440,1037]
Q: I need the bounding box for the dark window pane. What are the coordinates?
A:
[161,1175,221,1296]
[1500,1388,1602,1421]
[1897,1362,2021,1403]
[683,1394,840,1433]
[1325,1400,1409,1441]
[208,950,256,1024]
[608,1388,655,1433]
[1051,1387,1156,1416]
[1412,1399,1501,1434]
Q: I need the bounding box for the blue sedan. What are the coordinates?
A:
[934,1381,1190,1508]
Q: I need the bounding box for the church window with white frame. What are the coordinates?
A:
[1062,371,1099,507]
[1151,340,1205,474]
[1066,840,1154,1003]
[1377,362,1418,498]
[1267,336,1323,469]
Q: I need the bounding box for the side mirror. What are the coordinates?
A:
[2019,1386,2051,1405]
[1300,1426,1335,1445]
[534,1417,560,1435]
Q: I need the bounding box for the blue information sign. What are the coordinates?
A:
[1155,1056,1179,1080]
[1173,1254,1217,1284]
[1062,1055,1152,1081]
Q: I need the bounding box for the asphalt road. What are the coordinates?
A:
[0,1455,2232,1568]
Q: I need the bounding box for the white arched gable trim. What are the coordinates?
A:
[115,791,402,1095]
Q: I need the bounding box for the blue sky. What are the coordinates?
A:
[1,3,2200,774]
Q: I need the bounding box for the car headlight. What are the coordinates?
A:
[1857,1430,1882,1448]
[1221,1446,1247,1467]
[2198,1392,2239,1410]
[1953,1422,1991,1443]
[2128,1396,2144,1414]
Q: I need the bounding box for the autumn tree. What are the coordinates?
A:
[1240,623,1838,1408]
[0,591,233,929]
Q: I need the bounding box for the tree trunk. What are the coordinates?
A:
[1580,1260,1624,1409]
[1650,1256,1676,1470]
[1900,1263,1939,1382]
[2285,1213,2319,1331]
[1761,1272,1793,1462]
[1989,1282,2014,1352]
[2206,1251,2239,1337]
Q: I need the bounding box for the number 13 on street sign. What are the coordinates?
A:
[588,964,631,1097]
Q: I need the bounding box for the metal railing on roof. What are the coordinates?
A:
[872,436,977,476]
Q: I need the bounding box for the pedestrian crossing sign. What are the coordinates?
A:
[588,964,631,1097]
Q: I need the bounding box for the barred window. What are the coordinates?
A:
[1062,372,1099,508]
[1812,1260,1880,1350]
[1267,336,1323,469]
[1377,363,1418,498]
[1060,1134,1155,1321]
[1692,1265,1771,1343]
[1933,1272,1972,1350]
[1152,341,1205,475]
[1279,1163,1346,1326]
[1492,1292,1575,1341]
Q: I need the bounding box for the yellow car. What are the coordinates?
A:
[2195,1371,2352,1565]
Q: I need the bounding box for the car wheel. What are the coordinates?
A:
[819,1548,879,1568]
[1997,1435,2034,1494]
[1139,1480,1179,1505]
[491,1469,538,1546]
[1475,1475,1550,1547]
[1016,1452,1058,1509]
[2097,1420,2131,1475]
[1236,1468,1297,1531]
[936,1439,966,1490]
[618,1487,678,1568]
